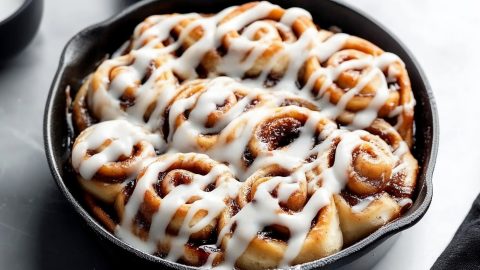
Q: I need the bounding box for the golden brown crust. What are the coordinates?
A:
[331,120,417,245]
[84,193,117,233]
[72,75,96,132]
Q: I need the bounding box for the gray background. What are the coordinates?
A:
[0,0,477,269]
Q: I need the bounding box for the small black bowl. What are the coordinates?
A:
[0,0,43,61]
[44,0,439,269]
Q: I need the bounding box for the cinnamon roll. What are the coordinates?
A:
[71,120,162,203]
[244,106,336,169]
[114,153,240,267]
[68,2,419,269]
[305,120,417,246]
[72,50,179,133]
[206,106,338,180]
[217,165,342,270]
[215,2,315,82]
[165,77,270,152]
[303,40,415,146]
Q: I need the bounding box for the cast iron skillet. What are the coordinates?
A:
[44,0,439,269]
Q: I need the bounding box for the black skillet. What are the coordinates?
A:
[43,0,439,269]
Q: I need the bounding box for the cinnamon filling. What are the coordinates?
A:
[259,117,303,150]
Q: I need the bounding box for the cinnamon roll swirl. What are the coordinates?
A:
[244,107,336,168]
[165,77,269,152]
[73,51,179,133]
[303,41,414,146]
[207,106,338,179]
[305,120,417,246]
[114,153,240,267]
[217,165,342,270]
[215,2,315,82]
[68,2,419,269]
[71,120,162,203]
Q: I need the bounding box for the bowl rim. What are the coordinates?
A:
[43,0,439,269]
[0,0,33,26]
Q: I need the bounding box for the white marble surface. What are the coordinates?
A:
[0,0,478,269]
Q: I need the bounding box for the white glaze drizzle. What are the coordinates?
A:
[72,119,163,180]
[85,1,412,134]
[398,198,413,208]
[116,153,241,261]
[71,2,417,268]
[351,196,375,213]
